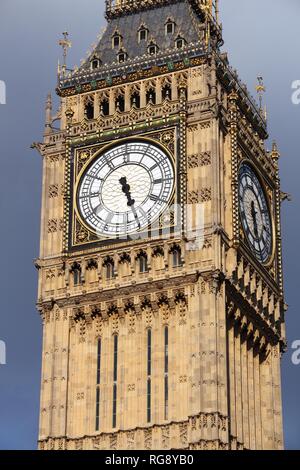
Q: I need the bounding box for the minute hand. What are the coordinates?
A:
[119,177,141,229]
[251,201,259,238]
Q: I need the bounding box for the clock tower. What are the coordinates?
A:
[34,0,286,450]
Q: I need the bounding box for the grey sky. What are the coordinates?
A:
[0,0,299,449]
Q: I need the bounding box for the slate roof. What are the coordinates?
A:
[80,0,201,71]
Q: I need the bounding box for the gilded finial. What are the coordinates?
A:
[59,32,72,77]
[256,76,267,120]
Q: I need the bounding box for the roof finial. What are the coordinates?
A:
[45,93,52,135]
[215,0,220,24]
[58,32,72,77]
[256,76,267,120]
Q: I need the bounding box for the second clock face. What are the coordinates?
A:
[77,141,175,237]
[239,163,273,264]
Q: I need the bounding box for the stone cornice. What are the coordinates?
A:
[37,272,199,313]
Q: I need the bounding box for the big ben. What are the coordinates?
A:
[33,0,286,450]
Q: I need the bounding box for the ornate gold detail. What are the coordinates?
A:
[188,151,211,168]
[161,426,170,449]
[77,149,91,173]
[126,431,135,450]
[179,423,188,447]
[188,188,211,203]
[47,218,64,233]
[48,219,58,233]
[49,184,59,198]
[144,429,152,450]
[48,154,60,163]
[109,434,118,450]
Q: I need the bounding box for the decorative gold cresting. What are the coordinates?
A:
[106,0,220,24]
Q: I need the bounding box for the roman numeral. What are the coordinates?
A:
[150,195,166,203]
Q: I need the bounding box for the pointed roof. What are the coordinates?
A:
[80,0,202,71]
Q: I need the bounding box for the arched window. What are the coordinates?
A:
[176,36,185,50]
[118,49,127,63]
[178,85,187,101]
[146,88,156,105]
[162,83,172,101]
[170,245,182,267]
[86,259,98,284]
[70,262,81,286]
[91,58,101,70]
[85,101,94,120]
[100,98,109,116]
[112,32,121,49]
[138,26,148,42]
[138,253,148,273]
[165,19,175,35]
[130,91,140,108]
[115,94,125,112]
[103,258,115,280]
[148,42,158,56]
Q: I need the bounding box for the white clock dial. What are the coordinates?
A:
[77,141,175,237]
[239,163,273,264]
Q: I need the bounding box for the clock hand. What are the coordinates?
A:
[130,204,141,230]
[119,177,141,229]
[119,177,135,207]
[251,200,259,239]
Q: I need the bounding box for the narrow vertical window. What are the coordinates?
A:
[97,338,101,385]
[173,249,181,267]
[164,326,169,420]
[95,338,101,431]
[73,269,80,286]
[139,254,148,273]
[71,262,82,286]
[100,98,109,116]
[147,329,152,423]
[112,334,118,428]
[106,261,115,280]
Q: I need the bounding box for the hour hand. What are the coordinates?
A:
[119,177,135,207]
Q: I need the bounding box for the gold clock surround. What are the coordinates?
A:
[70,129,178,249]
[238,159,276,268]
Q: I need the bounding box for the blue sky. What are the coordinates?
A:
[0,0,299,450]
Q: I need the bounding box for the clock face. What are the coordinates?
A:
[239,163,273,264]
[77,141,175,238]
